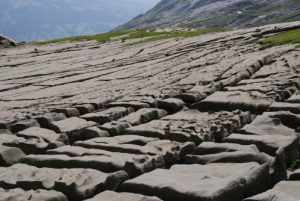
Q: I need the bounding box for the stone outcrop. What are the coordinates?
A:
[0,22,300,201]
[0,35,16,48]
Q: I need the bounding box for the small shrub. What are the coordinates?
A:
[290,159,300,171]
[258,28,300,49]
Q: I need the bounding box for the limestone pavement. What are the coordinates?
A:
[0,21,300,201]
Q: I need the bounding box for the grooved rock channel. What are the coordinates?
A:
[0,21,300,201]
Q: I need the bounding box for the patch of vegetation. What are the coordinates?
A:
[289,159,300,171]
[179,16,235,29]
[123,30,170,40]
[37,30,134,44]
[130,28,229,45]
[258,28,300,49]
[37,28,229,45]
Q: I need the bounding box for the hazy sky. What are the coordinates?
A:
[0,0,160,41]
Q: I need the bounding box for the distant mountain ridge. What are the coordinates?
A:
[117,0,300,30]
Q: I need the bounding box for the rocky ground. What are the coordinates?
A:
[0,21,300,201]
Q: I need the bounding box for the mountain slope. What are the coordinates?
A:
[117,0,300,30]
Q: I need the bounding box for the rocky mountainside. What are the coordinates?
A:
[0,21,300,201]
[117,0,300,30]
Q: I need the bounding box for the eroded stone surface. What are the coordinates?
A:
[0,22,298,122]
[223,134,299,163]
[17,127,65,143]
[107,101,150,111]
[263,111,300,129]
[119,108,168,126]
[35,113,67,130]
[75,135,195,167]
[10,119,40,133]
[0,188,68,201]
[0,145,25,166]
[186,142,287,185]
[287,94,300,103]
[289,169,300,181]
[22,145,165,177]
[269,102,300,114]
[157,98,185,112]
[122,163,270,201]
[48,117,97,143]
[244,181,300,201]
[0,164,127,201]
[1,21,300,201]
[192,91,274,113]
[80,107,134,124]
[84,190,162,201]
[239,114,299,138]
[75,104,96,115]
[0,134,64,155]
[125,110,252,143]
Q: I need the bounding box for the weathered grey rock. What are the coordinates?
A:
[194,141,259,155]
[0,21,299,128]
[119,96,158,107]
[0,164,128,201]
[22,144,165,177]
[21,152,164,177]
[75,104,96,115]
[122,162,270,201]
[0,188,68,201]
[186,142,287,185]
[0,134,26,145]
[224,133,299,163]
[176,91,207,103]
[48,117,97,143]
[35,113,67,129]
[239,115,299,138]
[85,98,113,109]
[125,110,252,143]
[289,169,300,180]
[186,150,272,165]
[0,129,11,134]
[119,108,168,126]
[223,77,298,101]
[4,138,64,155]
[107,101,150,110]
[192,91,273,113]
[269,102,300,114]
[99,121,131,135]
[0,145,25,166]
[124,120,167,139]
[52,108,81,117]
[80,107,134,124]
[75,135,195,167]
[263,111,300,129]
[10,119,40,133]
[176,84,216,103]
[157,98,185,112]
[84,191,162,201]
[82,126,110,137]
[286,94,300,103]
[244,181,300,201]
[0,134,64,154]
[0,39,16,47]
[0,121,10,130]
[17,127,67,143]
